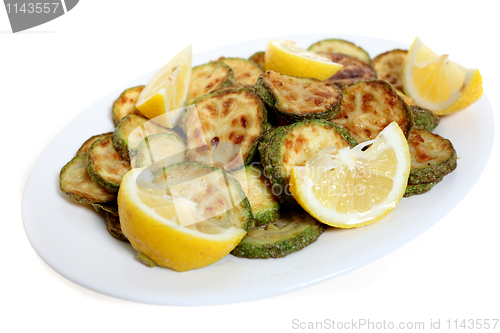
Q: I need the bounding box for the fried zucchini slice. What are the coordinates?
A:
[231,211,325,259]
[59,154,116,204]
[111,85,145,126]
[134,133,187,173]
[259,119,357,206]
[372,49,407,91]
[186,62,235,105]
[408,129,457,185]
[308,38,371,63]
[318,52,377,86]
[113,114,179,160]
[255,70,343,123]
[92,200,118,216]
[411,106,440,131]
[248,51,265,70]
[104,211,128,242]
[75,132,113,156]
[230,164,280,226]
[404,176,443,197]
[185,88,269,170]
[87,135,131,193]
[152,161,252,232]
[331,79,413,143]
[215,57,263,86]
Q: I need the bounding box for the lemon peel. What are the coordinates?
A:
[265,40,343,80]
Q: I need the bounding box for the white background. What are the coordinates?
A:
[2,0,499,332]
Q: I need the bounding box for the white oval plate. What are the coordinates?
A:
[22,34,494,306]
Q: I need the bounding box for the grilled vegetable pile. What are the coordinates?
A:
[59,36,460,267]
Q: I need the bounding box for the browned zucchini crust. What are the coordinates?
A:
[111,86,145,126]
[215,57,263,86]
[255,70,343,123]
[75,132,113,156]
[249,51,265,70]
[408,129,457,185]
[186,62,235,105]
[372,49,408,91]
[59,154,116,204]
[185,88,269,170]
[318,52,377,86]
[331,79,413,143]
[87,135,131,193]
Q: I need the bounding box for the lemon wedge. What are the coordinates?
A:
[118,163,250,272]
[403,37,483,115]
[135,45,192,128]
[289,122,411,228]
[265,40,343,80]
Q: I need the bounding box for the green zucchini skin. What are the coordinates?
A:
[308,38,371,64]
[318,52,377,86]
[153,161,253,232]
[410,106,440,132]
[404,177,443,197]
[248,51,265,70]
[134,132,186,172]
[59,154,116,204]
[113,114,146,160]
[113,113,178,161]
[255,70,343,123]
[111,85,145,126]
[186,62,235,105]
[408,129,457,185]
[87,135,131,193]
[104,211,129,242]
[331,79,414,143]
[136,252,157,267]
[231,211,325,259]
[230,164,280,226]
[185,87,270,170]
[259,119,357,207]
[76,132,113,157]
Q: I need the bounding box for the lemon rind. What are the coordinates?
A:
[265,40,343,81]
